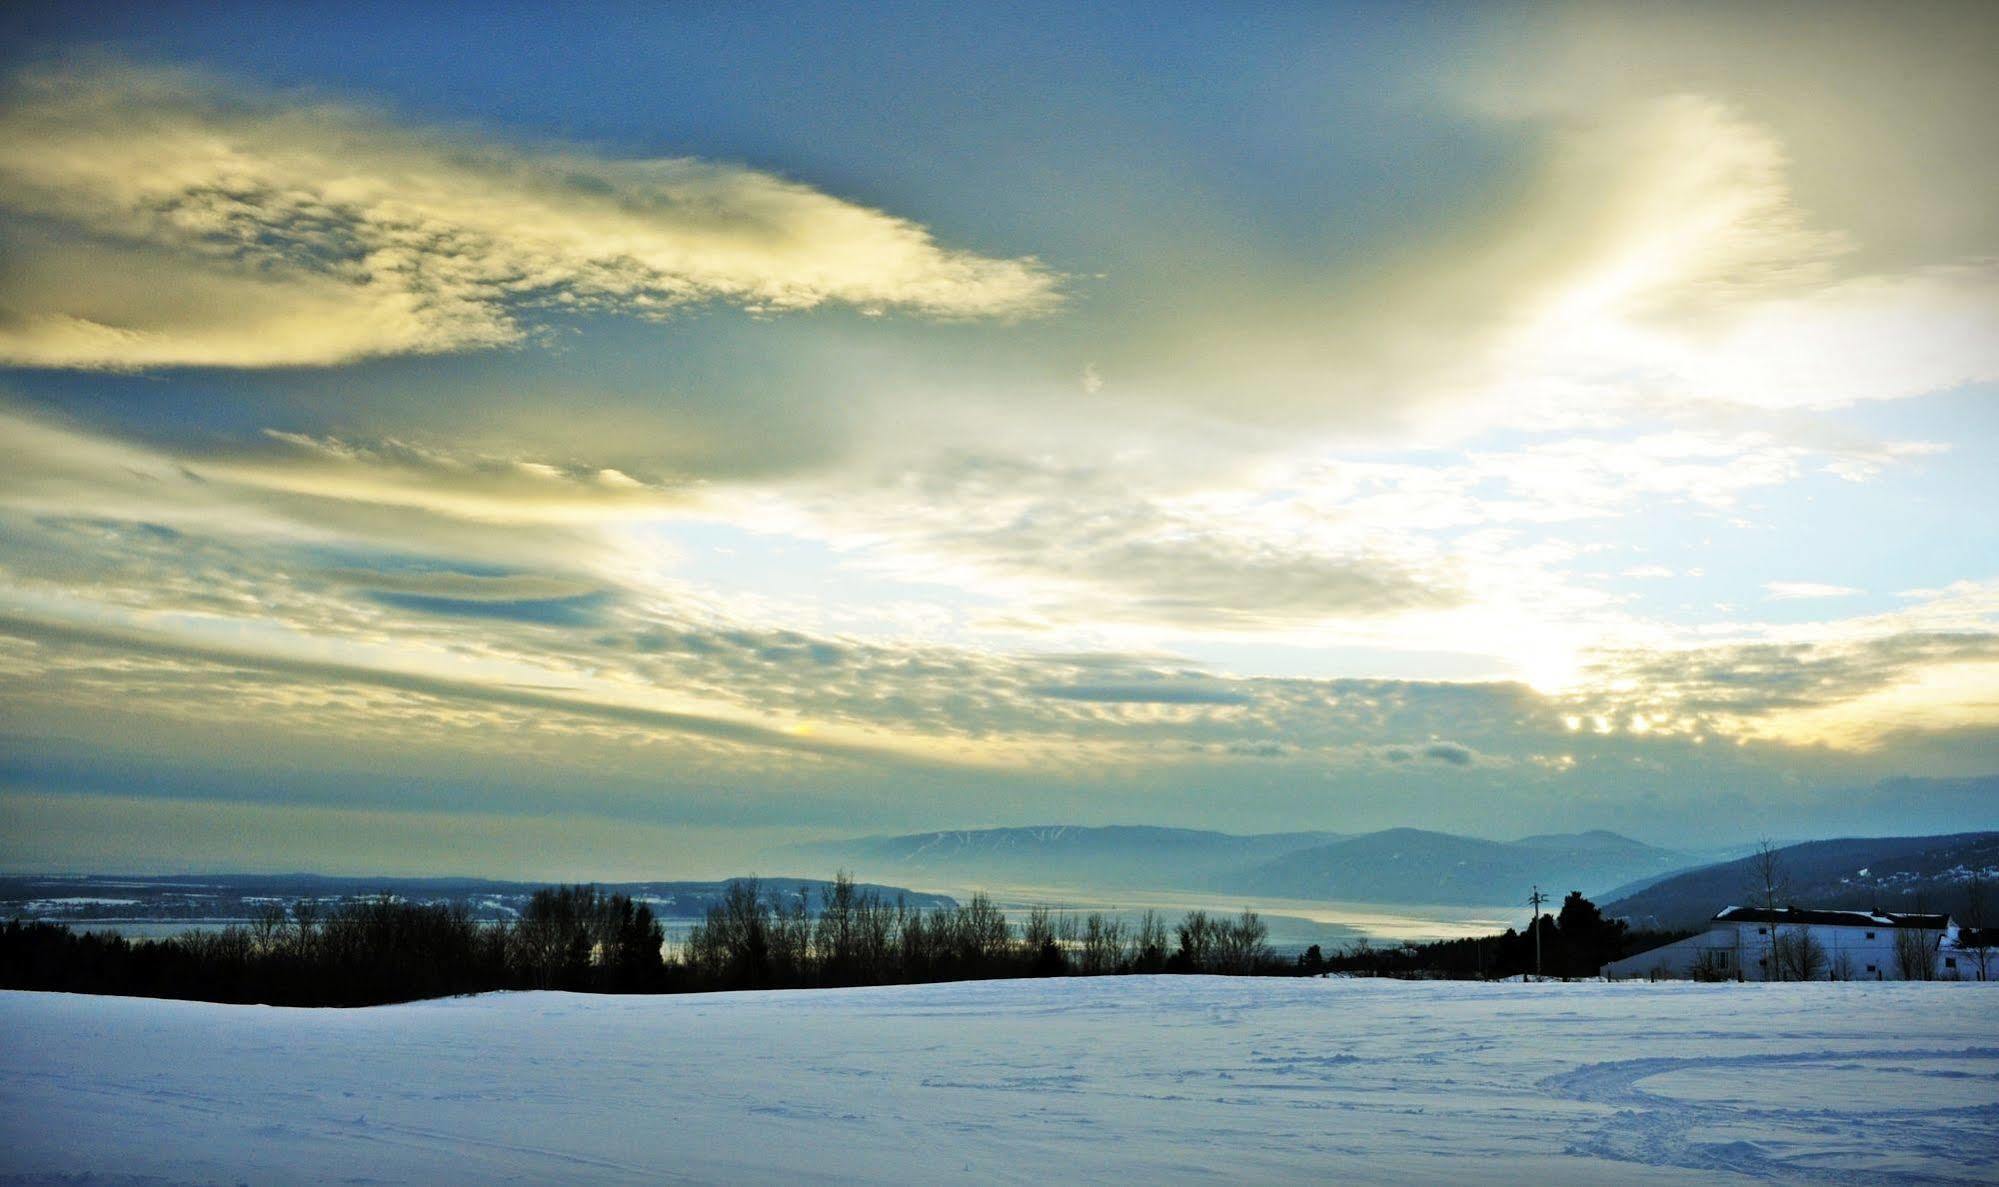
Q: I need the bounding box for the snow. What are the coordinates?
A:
[19,897,140,909]
[2,977,1995,1185]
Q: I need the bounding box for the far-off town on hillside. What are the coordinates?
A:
[2,3,1997,1183]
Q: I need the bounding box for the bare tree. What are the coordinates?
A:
[513,887,591,988]
[899,907,945,980]
[1743,839,1789,980]
[1962,870,1994,981]
[855,889,897,983]
[249,903,287,956]
[289,898,321,959]
[955,893,1011,970]
[1078,912,1124,975]
[1212,910,1270,975]
[814,872,859,979]
[1020,905,1059,971]
[767,885,812,984]
[1175,910,1217,971]
[1127,910,1169,972]
[1772,927,1827,981]
[1748,838,1789,911]
[1829,949,1856,981]
[1689,948,1731,982]
[1893,925,1941,981]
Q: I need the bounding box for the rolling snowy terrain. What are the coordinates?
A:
[3,978,1996,1184]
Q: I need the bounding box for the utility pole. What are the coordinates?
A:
[1529,886,1549,980]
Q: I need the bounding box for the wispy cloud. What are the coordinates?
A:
[0,60,1061,370]
[1764,581,1863,601]
[0,610,917,765]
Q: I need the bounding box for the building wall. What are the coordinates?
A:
[1600,932,1725,980]
[1603,920,1960,981]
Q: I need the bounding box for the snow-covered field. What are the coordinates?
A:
[3,977,1995,1185]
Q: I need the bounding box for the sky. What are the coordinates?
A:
[1,2,1996,876]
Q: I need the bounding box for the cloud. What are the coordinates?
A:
[1421,742,1475,767]
[1221,739,1290,759]
[1495,4,1999,270]
[1480,96,1999,417]
[746,452,1462,632]
[1,401,1970,732]
[3,489,1994,849]
[0,610,913,765]
[223,431,687,522]
[0,31,1993,859]
[1764,582,1863,601]
[0,60,1060,370]
[1381,742,1480,767]
[331,569,602,603]
[720,417,1946,663]
[0,404,718,583]
[366,590,610,627]
[1577,610,1999,747]
[1091,90,1997,446]
[1031,681,1252,706]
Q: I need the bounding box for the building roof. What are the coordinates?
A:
[1714,906,1952,930]
[1951,927,1998,950]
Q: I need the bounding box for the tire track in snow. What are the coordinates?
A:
[1541,1047,1999,1184]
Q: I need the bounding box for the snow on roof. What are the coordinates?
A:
[1713,906,1952,930]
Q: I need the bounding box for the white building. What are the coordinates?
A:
[1602,906,1965,981]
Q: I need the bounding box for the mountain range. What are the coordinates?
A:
[783,825,1702,906]
[22,831,1991,934]
[786,825,1341,890]
[1601,831,1999,930]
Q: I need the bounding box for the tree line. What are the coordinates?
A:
[1308,891,1688,980]
[2,876,1696,1005]
[0,876,1287,1006]
[0,885,665,1006]
[680,876,1277,989]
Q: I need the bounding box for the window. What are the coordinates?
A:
[1946,958,1957,969]
[1866,964,1877,973]
[1865,931,1876,940]
[1757,927,1768,935]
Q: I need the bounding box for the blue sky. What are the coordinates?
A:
[1,2,1995,875]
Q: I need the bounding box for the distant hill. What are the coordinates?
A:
[1224,828,1698,906]
[0,873,956,925]
[786,824,1698,906]
[785,825,1345,892]
[1513,829,1667,855]
[1601,831,1999,930]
